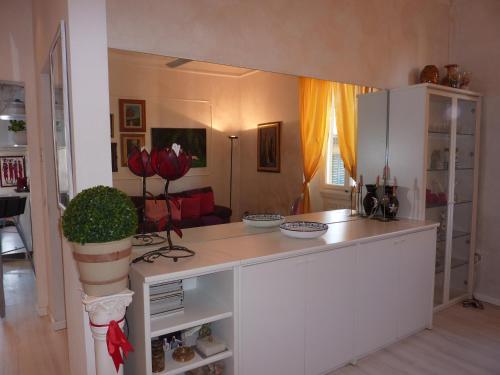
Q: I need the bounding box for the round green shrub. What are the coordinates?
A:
[62,185,138,244]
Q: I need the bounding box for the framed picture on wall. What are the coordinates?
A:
[120,134,145,167]
[257,121,281,173]
[111,143,118,172]
[119,99,146,132]
[151,128,207,168]
[0,156,26,187]
[110,113,115,138]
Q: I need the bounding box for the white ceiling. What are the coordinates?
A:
[109,49,256,77]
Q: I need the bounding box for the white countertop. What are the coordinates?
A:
[131,210,438,284]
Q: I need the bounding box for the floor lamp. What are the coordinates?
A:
[228,135,238,210]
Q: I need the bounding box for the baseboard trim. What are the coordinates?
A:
[36,305,48,316]
[474,293,500,306]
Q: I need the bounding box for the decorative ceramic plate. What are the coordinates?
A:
[242,213,285,228]
[279,221,329,239]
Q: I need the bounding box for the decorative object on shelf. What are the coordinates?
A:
[0,155,26,188]
[257,121,281,173]
[172,346,195,362]
[242,213,285,228]
[196,335,227,357]
[228,135,238,209]
[151,339,165,373]
[15,176,29,192]
[119,98,146,132]
[442,64,460,88]
[120,133,145,167]
[363,184,379,217]
[8,119,27,145]
[152,128,207,168]
[419,65,440,84]
[430,150,443,170]
[460,71,471,90]
[127,146,166,246]
[61,185,138,296]
[133,144,194,263]
[186,361,225,375]
[379,185,399,220]
[199,323,212,339]
[279,221,328,239]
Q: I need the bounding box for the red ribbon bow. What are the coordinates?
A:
[107,320,134,372]
[90,318,134,372]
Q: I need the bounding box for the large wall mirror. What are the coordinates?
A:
[108,49,389,220]
[50,20,74,208]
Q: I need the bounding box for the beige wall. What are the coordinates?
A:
[450,0,500,304]
[239,71,303,216]
[0,0,51,321]
[106,0,451,90]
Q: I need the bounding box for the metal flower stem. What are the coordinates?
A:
[164,179,173,248]
[141,174,147,235]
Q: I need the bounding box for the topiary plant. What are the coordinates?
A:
[62,185,138,244]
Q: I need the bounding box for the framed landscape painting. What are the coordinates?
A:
[257,121,281,173]
[120,134,145,167]
[119,99,146,132]
[151,128,207,168]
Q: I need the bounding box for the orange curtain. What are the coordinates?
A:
[299,77,333,213]
[332,83,376,181]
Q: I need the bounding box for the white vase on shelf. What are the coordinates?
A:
[10,131,27,146]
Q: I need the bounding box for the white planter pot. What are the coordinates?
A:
[71,237,132,297]
[11,131,27,146]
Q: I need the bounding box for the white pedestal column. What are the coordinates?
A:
[83,290,134,375]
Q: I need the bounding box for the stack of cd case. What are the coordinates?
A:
[149,280,184,319]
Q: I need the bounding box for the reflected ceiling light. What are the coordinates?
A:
[0,100,25,121]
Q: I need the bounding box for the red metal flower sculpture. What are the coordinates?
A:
[127,147,156,240]
[128,147,156,178]
[150,144,191,181]
[150,144,192,252]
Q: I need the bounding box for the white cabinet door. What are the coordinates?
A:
[305,246,356,374]
[397,230,436,337]
[354,237,399,357]
[240,257,306,375]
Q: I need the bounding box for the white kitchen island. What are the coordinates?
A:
[126,211,438,375]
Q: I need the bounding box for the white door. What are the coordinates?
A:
[305,246,356,374]
[240,257,306,375]
[354,238,399,357]
[397,230,436,336]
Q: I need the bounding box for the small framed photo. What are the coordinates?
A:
[110,113,114,138]
[257,121,281,173]
[111,142,118,172]
[119,99,146,132]
[120,134,145,167]
[0,156,26,187]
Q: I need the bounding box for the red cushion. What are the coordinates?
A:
[181,196,201,220]
[191,191,215,215]
[145,198,181,222]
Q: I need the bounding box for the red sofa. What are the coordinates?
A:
[130,186,232,233]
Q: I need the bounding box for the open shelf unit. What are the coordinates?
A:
[126,268,236,375]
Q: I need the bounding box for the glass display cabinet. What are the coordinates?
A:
[380,83,481,310]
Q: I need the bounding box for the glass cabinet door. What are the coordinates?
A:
[448,99,477,300]
[426,94,453,306]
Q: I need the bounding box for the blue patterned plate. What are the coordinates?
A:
[243,214,285,228]
[279,221,328,239]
